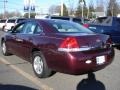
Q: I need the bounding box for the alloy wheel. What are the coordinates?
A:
[33,56,44,74]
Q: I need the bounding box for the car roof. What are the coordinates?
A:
[23,19,75,24]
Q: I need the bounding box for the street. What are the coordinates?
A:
[0,31,120,90]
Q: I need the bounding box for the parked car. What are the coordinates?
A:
[0,19,8,30]
[46,16,90,25]
[4,19,16,31]
[4,18,26,31]
[87,17,120,45]
[1,19,114,78]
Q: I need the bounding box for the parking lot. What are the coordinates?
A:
[0,30,119,90]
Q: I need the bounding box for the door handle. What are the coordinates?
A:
[15,38,23,42]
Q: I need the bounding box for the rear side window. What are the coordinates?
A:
[48,20,93,33]
[34,26,43,34]
[12,23,25,33]
[23,22,36,34]
[7,19,16,23]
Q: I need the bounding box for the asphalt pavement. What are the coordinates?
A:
[0,31,120,90]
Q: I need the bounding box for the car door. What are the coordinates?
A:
[6,22,26,55]
[13,21,37,60]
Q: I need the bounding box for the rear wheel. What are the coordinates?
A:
[32,51,52,78]
[1,41,10,56]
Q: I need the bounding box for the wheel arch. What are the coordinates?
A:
[31,48,52,78]
[1,38,5,46]
[30,48,40,63]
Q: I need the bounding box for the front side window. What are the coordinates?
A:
[12,23,25,33]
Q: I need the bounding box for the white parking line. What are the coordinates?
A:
[0,57,53,90]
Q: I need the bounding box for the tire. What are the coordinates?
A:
[1,41,10,56]
[32,51,52,78]
[2,26,5,31]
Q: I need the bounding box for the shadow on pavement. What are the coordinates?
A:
[77,73,105,90]
[115,46,120,50]
[0,84,38,90]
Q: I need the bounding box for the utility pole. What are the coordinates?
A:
[61,0,63,16]
[80,0,84,18]
[28,0,31,18]
[3,0,7,18]
[82,0,83,18]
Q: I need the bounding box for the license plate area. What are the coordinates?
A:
[96,56,105,65]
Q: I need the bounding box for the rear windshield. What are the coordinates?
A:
[93,17,107,24]
[48,20,93,33]
[7,19,16,23]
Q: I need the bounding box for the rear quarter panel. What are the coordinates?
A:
[32,34,69,71]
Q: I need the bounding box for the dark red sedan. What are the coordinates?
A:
[1,19,114,78]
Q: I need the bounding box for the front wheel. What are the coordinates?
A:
[2,26,5,31]
[1,41,10,56]
[32,51,52,78]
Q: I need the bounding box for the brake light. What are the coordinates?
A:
[58,37,80,52]
[83,24,89,28]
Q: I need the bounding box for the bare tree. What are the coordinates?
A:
[67,0,76,16]
[107,0,120,16]
[49,5,60,15]
[49,4,68,16]
[0,11,22,19]
[88,0,95,18]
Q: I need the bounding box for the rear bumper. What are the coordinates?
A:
[47,48,114,75]
[67,48,114,75]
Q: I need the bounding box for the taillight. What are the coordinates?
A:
[83,24,89,28]
[58,37,80,52]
